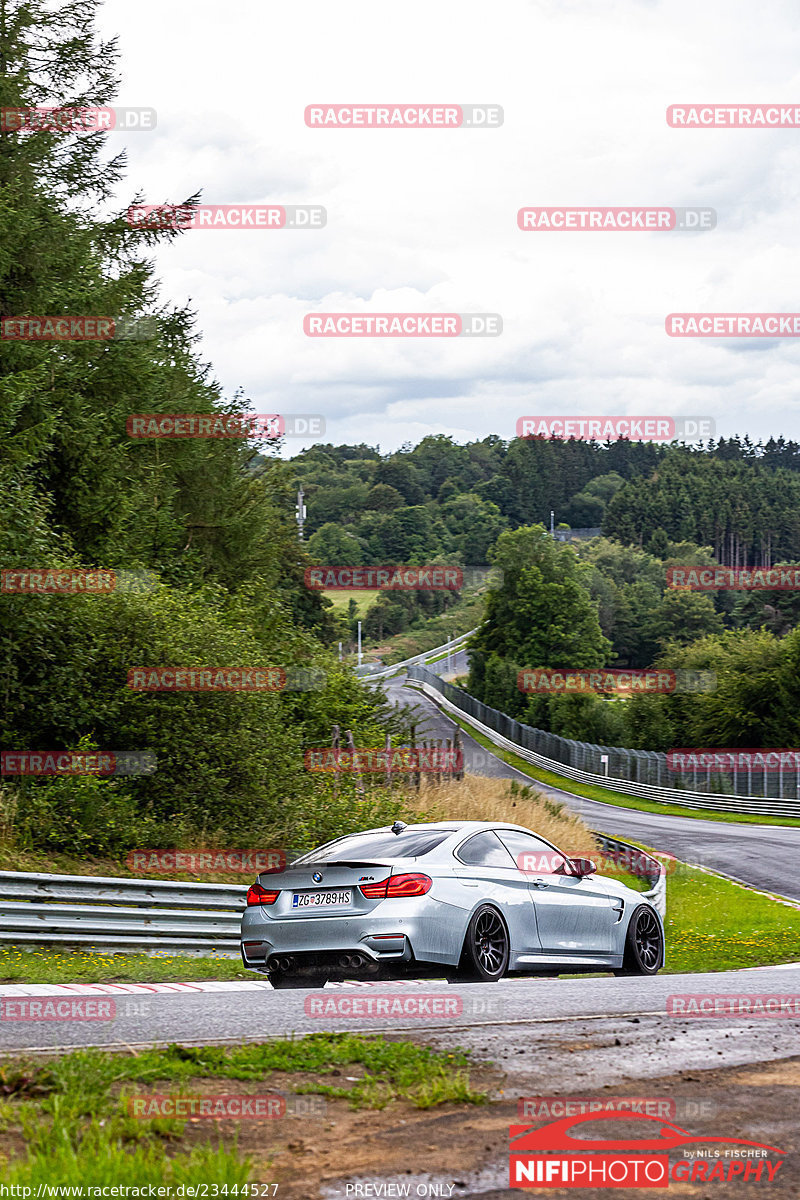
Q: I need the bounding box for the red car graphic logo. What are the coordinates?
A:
[510,1110,785,1155]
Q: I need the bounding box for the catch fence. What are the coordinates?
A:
[407,667,800,817]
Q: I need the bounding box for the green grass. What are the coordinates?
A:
[664,868,800,973]
[325,573,488,665]
[323,589,380,615]
[15,1036,484,1110]
[424,692,800,828]
[424,644,467,665]
[0,947,252,985]
[0,1035,485,1181]
[5,1130,248,1190]
[371,589,486,665]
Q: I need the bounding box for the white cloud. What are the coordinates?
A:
[99,0,800,450]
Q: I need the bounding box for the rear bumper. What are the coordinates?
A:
[240,900,457,969]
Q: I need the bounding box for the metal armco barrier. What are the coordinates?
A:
[0,871,247,957]
[0,842,665,954]
[365,629,476,681]
[408,666,800,817]
[593,834,667,918]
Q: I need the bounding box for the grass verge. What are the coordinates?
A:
[369,589,485,665]
[322,589,380,615]
[0,947,252,985]
[664,867,800,973]
[0,1035,485,1183]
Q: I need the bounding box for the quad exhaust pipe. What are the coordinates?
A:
[338,952,368,970]
[269,952,370,974]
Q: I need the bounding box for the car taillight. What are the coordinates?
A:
[359,873,431,899]
[359,879,389,898]
[247,883,279,906]
[387,873,432,897]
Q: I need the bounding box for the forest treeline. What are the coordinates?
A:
[465,527,800,753]
[4,3,797,844]
[290,433,800,645]
[292,434,800,569]
[0,1,407,857]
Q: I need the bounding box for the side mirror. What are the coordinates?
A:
[570,857,597,877]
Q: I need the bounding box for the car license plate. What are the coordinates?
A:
[292,890,351,909]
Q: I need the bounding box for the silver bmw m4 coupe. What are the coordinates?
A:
[240,820,664,988]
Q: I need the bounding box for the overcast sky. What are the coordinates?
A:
[97,0,800,454]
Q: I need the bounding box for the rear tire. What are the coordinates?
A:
[613,905,663,976]
[455,905,509,982]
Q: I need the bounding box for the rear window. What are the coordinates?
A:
[295,829,454,864]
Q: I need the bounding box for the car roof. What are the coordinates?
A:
[289,821,569,867]
[335,820,559,839]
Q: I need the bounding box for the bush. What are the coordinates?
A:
[0,579,405,852]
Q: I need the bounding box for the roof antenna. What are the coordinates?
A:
[391,821,407,835]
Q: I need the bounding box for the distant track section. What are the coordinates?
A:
[408,667,800,818]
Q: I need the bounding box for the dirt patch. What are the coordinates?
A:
[1,1050,797,1197]
[243,1054,800,1198]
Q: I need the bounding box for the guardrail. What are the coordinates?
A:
[0,871,247,957]
[0,840,664,956]
[408,667,800,818]
[364,629,475,681]
[593,834,666,917]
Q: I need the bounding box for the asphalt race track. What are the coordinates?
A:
[0,968,798,1063]
[387,670,800,903]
